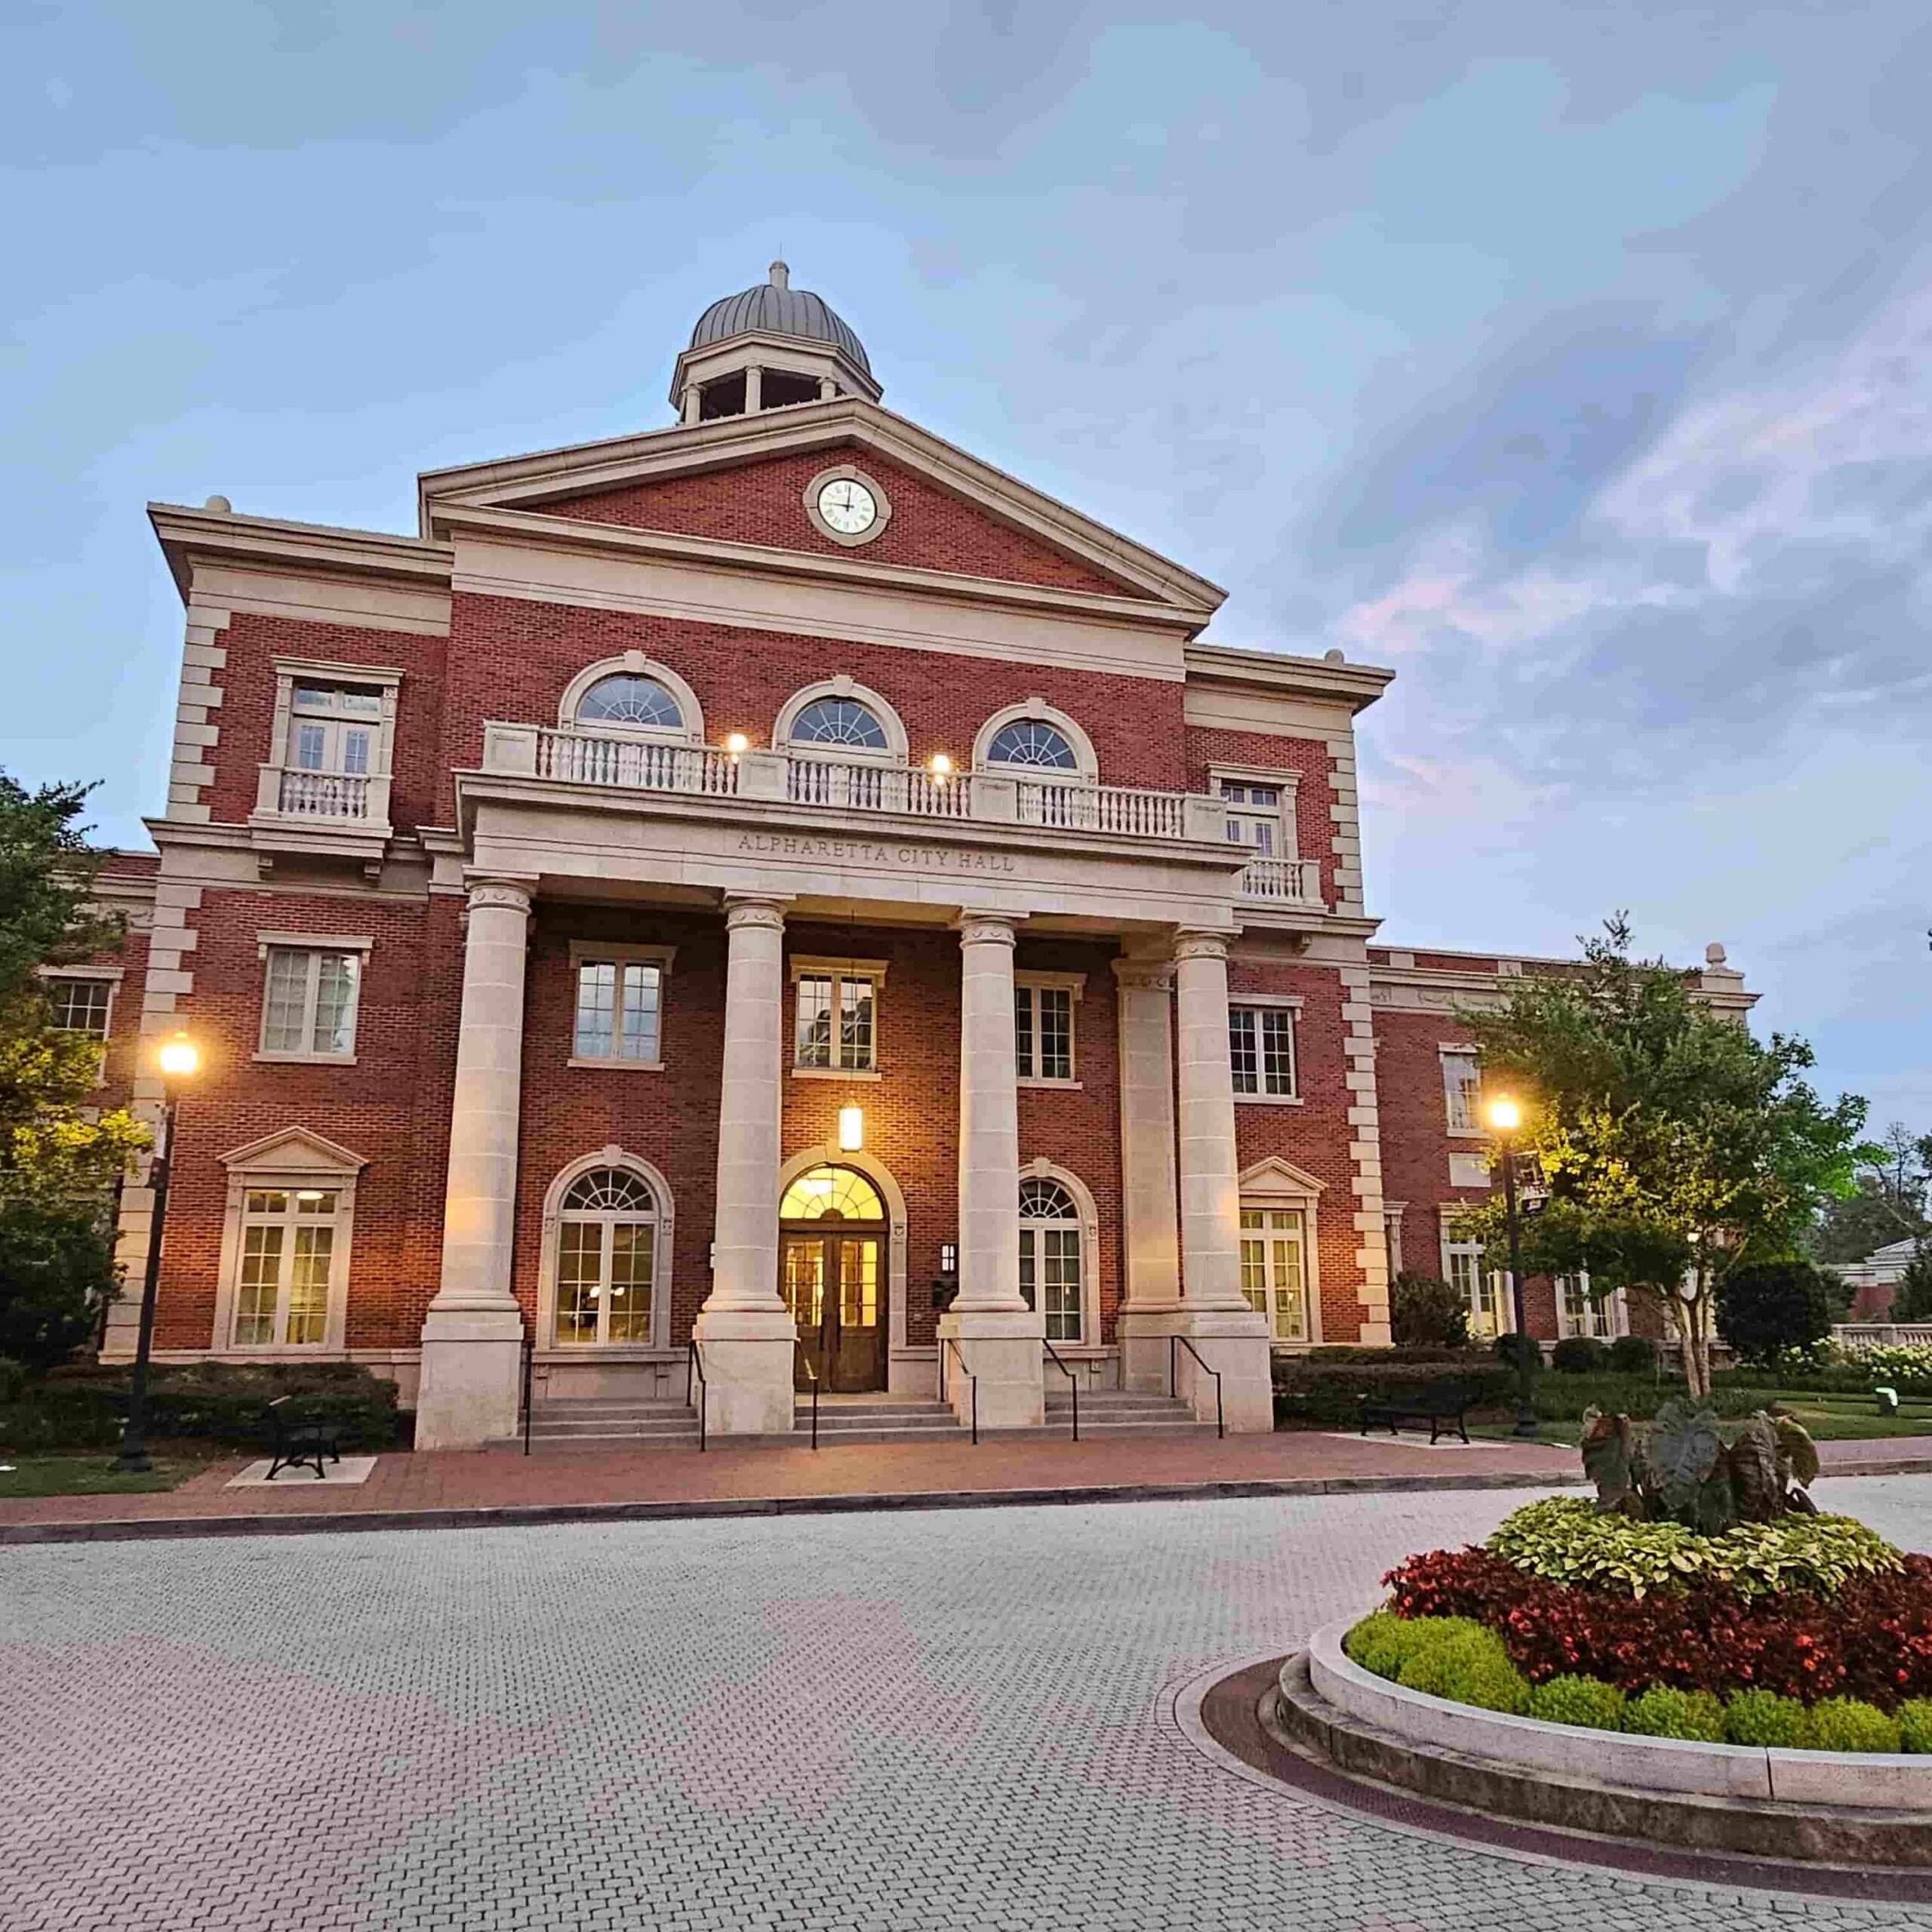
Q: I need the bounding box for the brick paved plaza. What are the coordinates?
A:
[9,1479,1932,1930]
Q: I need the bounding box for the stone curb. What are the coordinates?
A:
[0,1467,1589,1546]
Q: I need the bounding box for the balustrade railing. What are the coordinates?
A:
[536,729,739,796]
[1237,857,1323,904]
[785,757,972,818]
[1014,780,1187,838]
[276,769,373,819]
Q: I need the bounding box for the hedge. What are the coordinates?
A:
[1273,1355,1513,1425]
[0,1361,403,1453]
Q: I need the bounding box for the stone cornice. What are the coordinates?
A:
[1182,641,1395,715]
[148,503,452,604]
[415,395,1226,614]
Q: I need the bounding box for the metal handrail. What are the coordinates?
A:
[686,1339,707,1453]
[1042,1339,1078,1441]
[795,1342,820,1451]
[521,1332,535,1457]
[940,1336,978,1445]
[1170,1334,1225,1438]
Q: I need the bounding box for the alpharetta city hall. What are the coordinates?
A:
[72,264,1755,1449]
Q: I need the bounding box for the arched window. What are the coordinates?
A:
[788,697,890,752]
[986,718,1078,771]
[780,1166,886,1221]
[555,1167,657,1345]
[1019,1176,1084,1342]
[575,673,685,734]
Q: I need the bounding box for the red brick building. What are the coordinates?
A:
[80,265,1756,1446]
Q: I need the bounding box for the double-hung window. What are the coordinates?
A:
[257,940,367,1060]
[792,958,885,1074]
[1441,1048,1482,1134]
[48,977,115,1038]
[1014,973,1082,1084]
[1240,1207,1310,1341]
[1229,1003,1297,1099]
[233,1186,340,1346]
[1558,1272,1615,1340]
[569,944,672,1068]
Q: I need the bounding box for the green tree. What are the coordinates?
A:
[1715,1258,1838,1364]
[1807,1121,1930,1263]
[1448,916,1866,1401]
[0,1198,118,1371]
[1890,1247,1932,1323]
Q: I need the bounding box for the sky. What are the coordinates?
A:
[3,1,1928,1131]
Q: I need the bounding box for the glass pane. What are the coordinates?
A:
[561,1168,655,1213]
[839,1240,878,1328]
[838,978,873,1069]
[792,698,888,749]
[783,1242,824,1327]
[619,964,660,1062]
[606,1223,654,1342]
[1042,1228,1081,1342]
[49,979,112,1036]
[779,1167,884,1221]
[340,727,371,776]
[1013,985,1032,1079]
[294,1190,338,1216]
[245,1190,290,1216]
[576,673,683,730]
[1228,1009,1258,1094]
[1260,1009,1295,1097]
[1018,1226,1035,1309]
[235,1225,284,1346]
[294,721,327,770]
[312,953,359,1056]
[795,976,832,1068]
[291,681,335,714]
[987,720,1077,769]
[262,950,310,1054]
[555,1223,602,1346]
[1444,1054,1480,1131]
[1038,987,1072,1081]
[574,962,616,1059]
[1018,1177,1078,1219]
[339,686,383,715]
[286,1226,332,1344]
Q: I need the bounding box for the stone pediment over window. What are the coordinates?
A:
[220,1126,370,1175]
[1238,1155,1327,1199]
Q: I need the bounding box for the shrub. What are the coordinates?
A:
[1608,1336,1658,1374]
[1624,1687,1726,1741]
[1450,1651,1533,1715]
[1897,1700,1932,1753]
[1527,1675,1626,1730]
[1486,1497,1901,1601]
[1272,1358,1512,1426]
[1718,1260,1837,1366]
[1551,1337,1609,1374]
[0,1355,26,1404]
[1801,1698,1900,1754]
[1389,1272,1469,1348]
[0,1201,119,1373]
[1724,1690,1811,1747]
[1846,1343,1932,1392]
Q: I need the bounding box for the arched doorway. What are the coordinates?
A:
[779,1164,887,1391]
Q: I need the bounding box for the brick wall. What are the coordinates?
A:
[540,446,1137,596]
[1183,727,1341,906]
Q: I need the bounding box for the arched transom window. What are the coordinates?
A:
[556,1167,657,1345]
[986,718,1079,771]
[780,1166,885,1220]
[576,673,685,734]
[789,697,890,752]
[1019,1176,1083,1342]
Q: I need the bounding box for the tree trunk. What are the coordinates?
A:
[1684,1288,1712,1403]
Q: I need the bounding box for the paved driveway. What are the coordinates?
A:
[8,1478,1932,1930]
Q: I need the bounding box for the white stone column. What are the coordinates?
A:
[1112,956,1183,1391]
[416,876,537,1450]
[938,912,1043,1427]
[692,893,797,1434]
[1167,928,1273,1431]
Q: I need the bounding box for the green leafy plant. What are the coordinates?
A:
[1716,1258,1838,1365]
[1527,1675,1627,1730]
[1801,1699,1901,1754]
[1724,1690,1811,1747]
[1389,1272,1469,1348]
[1607,1335,1658,1374]
[1551,1337,1609,1374]
[1897,1700,1932,1753]
[1623,1686,1726,1741]
[1579,1400,1820,1530]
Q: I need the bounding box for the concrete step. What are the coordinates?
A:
[530,1401,695,1420]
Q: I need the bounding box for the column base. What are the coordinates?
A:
[1116,1306,1275,1432]
[690,1307,798,1436]
[938,1307,1046,1429]
[415,1300,525,1450]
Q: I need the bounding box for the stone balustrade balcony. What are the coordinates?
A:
[247,758,392,874]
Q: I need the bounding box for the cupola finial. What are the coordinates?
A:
[769,259,789,290]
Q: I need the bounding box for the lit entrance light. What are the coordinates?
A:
[838,1106,864,1152]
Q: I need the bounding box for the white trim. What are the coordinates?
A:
[39,964,126,983]
[536,1147,676,1353]
[1019,1156,1102,1347]
[255,942,364,1062]
[773,675,909,762]
[257,657,401,829]
[557,651,705,743]
[801,463,896,549]
[789,956,887,1073]
[566,940,675,1071]
[255,931,376,956]
[1229,1000,1299,1101]
[1014,969,1085,1086]
[972,697,1099,781]
[1438,1043,1484,1137]
[1237,1157,1323,1347]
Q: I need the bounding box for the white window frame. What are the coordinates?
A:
[536,1148,676,1355]
[971,697,1099,780]
[254,934,373,1063]
[1383,1201,1407,1278]
[1210,764,1302,860]
[789,955,888,1078]
[1017,1157,1101,1349]
[774,676,909,764]
[1441,1044,1484,1137]
[1441,1210,1510,1337]
[40,964,122,1084]
[558,651,704,743]
[1014,971,1084,1088]
[1236,1157,1324,1349]
[256,657,403,824]
[567,941,675,1071]
[1229,994,1302,1103]
[1556,1272,1626,1342]
[211,1128,365,1356]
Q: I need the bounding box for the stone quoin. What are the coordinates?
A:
[81,261,1760,1447]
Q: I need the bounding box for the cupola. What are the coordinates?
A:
[669,261,880,423]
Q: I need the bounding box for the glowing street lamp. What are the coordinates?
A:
[111,1033,201,1473]
[1484,1093,1539,1439]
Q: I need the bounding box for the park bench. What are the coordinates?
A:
[1357,1382,1475,1446]
[263,1395,343,1480]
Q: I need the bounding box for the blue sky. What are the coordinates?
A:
[5,2,1928,1131]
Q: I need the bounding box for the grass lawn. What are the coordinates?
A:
[0,1455,214,1498]
[1474,1386,1932,1449]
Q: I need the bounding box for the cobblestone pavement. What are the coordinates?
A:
[8,1476,1932,1931]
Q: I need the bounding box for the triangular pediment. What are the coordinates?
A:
[1239,1155,1327,1198]
[417,397,1223,615]
[220,1125,369,1174]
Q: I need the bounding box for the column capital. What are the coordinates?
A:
[955,910,1020,948]
[463,875,537,916]
[1172,928,1232,964]
[1112,957,1175,992]
[721,892,791,934]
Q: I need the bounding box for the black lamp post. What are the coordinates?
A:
[1487,1097,1540,1440]
[111,1032,198,1473]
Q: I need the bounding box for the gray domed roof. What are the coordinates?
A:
[688,263,870,374]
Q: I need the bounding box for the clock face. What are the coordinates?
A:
[817,478,878,535]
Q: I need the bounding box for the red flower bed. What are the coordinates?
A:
[1383,1547,1932,1709]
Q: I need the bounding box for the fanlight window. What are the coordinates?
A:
[555,1166,657,1346]
[779,1166,885,1221]
[1019,1177,1084,1343]
[789,697,889,752]
[986,718,1078,771]
[576,673,685,733]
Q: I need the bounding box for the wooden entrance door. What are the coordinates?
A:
[781,1221,884,1392]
